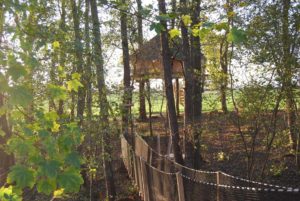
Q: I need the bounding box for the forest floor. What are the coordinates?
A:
[28,110,300,200]
[135,111,300,188]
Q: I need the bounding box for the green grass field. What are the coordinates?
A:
[106,90,236,116]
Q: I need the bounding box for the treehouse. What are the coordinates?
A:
[130,35,185,115]
[130,35,184,80]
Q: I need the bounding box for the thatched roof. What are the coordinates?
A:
[130,35,184,80]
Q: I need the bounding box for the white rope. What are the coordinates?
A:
[219,171,288,189]
[123,134,300,193]
[180,173,299,193]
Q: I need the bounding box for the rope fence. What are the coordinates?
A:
[121,134,300,201]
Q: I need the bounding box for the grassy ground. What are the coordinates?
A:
[106,90,235,116]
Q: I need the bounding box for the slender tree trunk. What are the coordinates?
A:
[0,4,14,178]
[220,39,228,114]
[146,80,153,136]
[84,0,92,121]
[121,0,132,136]
[0,94,14,186]
[171,0,177,28]
[50,53,57,111]
[136,0,147,121]
[90,0,116,200]
[219,0,232,114]
[58,0,66,116]
[180,0,193,126]
[139,80,147,120]
[158,0,184,164]
[171,0,179,116]
[179,0,194,166]
[71,0,86,126]
[190,0,204,168]
[175,78,180,116]
[83,0,93,195]
[220,41,229,114]
[282,0,298,151]
[191,0,203,120]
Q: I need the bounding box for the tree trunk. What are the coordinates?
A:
[84,0,92,121]
[58,0,66,116]
[179,0,194,166]
[219,0,232,114]
[282,0,298,151]
[0,6,14,185]
[0,94,14,186]
[220,40,229,114]
[180,0,193,126]
[90,0,116,200]
[157,0,184,164]
[71,0,86,126]
[121,0,132,136]
[175,78,180,116]
[136,0,147,121]
[146,80,153,136]
[191,0,203,120]
[139,81,147,121]
[171,0,177,28]
[190,0,204,168]
[57,0,66,115]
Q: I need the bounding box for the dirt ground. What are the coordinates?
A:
[134,111,300,188]
[27,111,299,200]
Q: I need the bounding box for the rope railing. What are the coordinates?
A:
[121,134,300,201]
[134,134,294,188]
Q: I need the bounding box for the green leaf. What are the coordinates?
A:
[52,41,60,48]
[0,129,5,137]
[156,14,172,21]
[0,186,22,201]
[67,79,83,92]
[199,28,210,39]
[23,127,33,136]
[51,121,60,132]
[9,85,33,107]
[44,111,59,122]
[48,84,67,101]
[40,160,61,178]
[37,179,56,195]
[0,73,9,92]
[192,28,200,37]
[150,22,165,34]
[214,22,228,31]
[57,168,83,193]
[8,137,36,157]
[227,11,236,18]
[65,152,82,168]
[202,22,214,28]
[58,135,74,152]
[58,66,66,78]
[71,72,81,80]
[43,137,58,157]
[182,15,192,26]
[168,29,180,39]
[38,129,50,138]
[7,165,36,189]
[7,57,27,81]
[227,27,247,44]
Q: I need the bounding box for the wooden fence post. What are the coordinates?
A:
[176,172,185,201]
[141,158,150,201]
[217,171,220,201]
[139,157,145,200]
[133,154,139,187]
